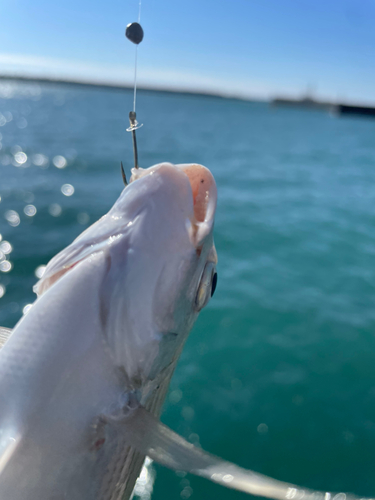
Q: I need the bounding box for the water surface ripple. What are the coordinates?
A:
[1,81,375,499]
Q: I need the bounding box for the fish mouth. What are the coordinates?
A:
[130,162,217,243]
[34,163,217,297]
[176,163,217,224]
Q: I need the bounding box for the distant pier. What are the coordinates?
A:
[272,97,333,112]
[335,104,375,118]
[272,97,375,118]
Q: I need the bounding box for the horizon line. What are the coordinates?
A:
[0,73,265,103]
[2,74,375,112]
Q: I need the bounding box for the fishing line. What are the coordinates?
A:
[133,44,138,113]
[132,0,141,113]
[122,0,144,178]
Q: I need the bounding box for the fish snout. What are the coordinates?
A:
[130,162,217,245]
[178,163,217,225]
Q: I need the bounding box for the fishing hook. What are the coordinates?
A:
[121,17,144,185]
[127,111,141,170]
[121,111,142,186]
[120,161,128,186]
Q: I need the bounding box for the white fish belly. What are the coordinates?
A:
[0,252,175,500]
[0,255,125,499]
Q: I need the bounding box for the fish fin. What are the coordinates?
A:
[0,432,21,476]
[106,406,355,500]
[0,327,12,350]
[33,202,135,297]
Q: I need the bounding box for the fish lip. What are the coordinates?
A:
[130,162,217,244]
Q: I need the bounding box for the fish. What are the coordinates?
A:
[0,162,368,500]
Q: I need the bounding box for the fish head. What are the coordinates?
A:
[121,162,218,392]
[34,162,218,393]
[128,161,218,319]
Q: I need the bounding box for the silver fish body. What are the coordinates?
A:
[0,162,218,500]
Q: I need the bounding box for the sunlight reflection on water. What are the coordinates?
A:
[1,80,375,500]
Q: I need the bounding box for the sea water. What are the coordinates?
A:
[1,81,375,500]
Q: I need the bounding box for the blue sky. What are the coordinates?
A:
[1,0,375,103]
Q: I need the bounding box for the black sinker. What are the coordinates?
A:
[125,22,144,45]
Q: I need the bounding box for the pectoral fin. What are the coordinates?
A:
[0,327,12,350]
[109,406,360,500]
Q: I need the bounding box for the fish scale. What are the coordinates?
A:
[98,362,176,500]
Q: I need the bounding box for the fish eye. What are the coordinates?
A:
[211,272,218,297]
[195,262,217,311]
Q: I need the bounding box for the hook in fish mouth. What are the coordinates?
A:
[121,111,142,186]
[128,111,141,170]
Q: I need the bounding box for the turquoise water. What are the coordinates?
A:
[1,81,375,499]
